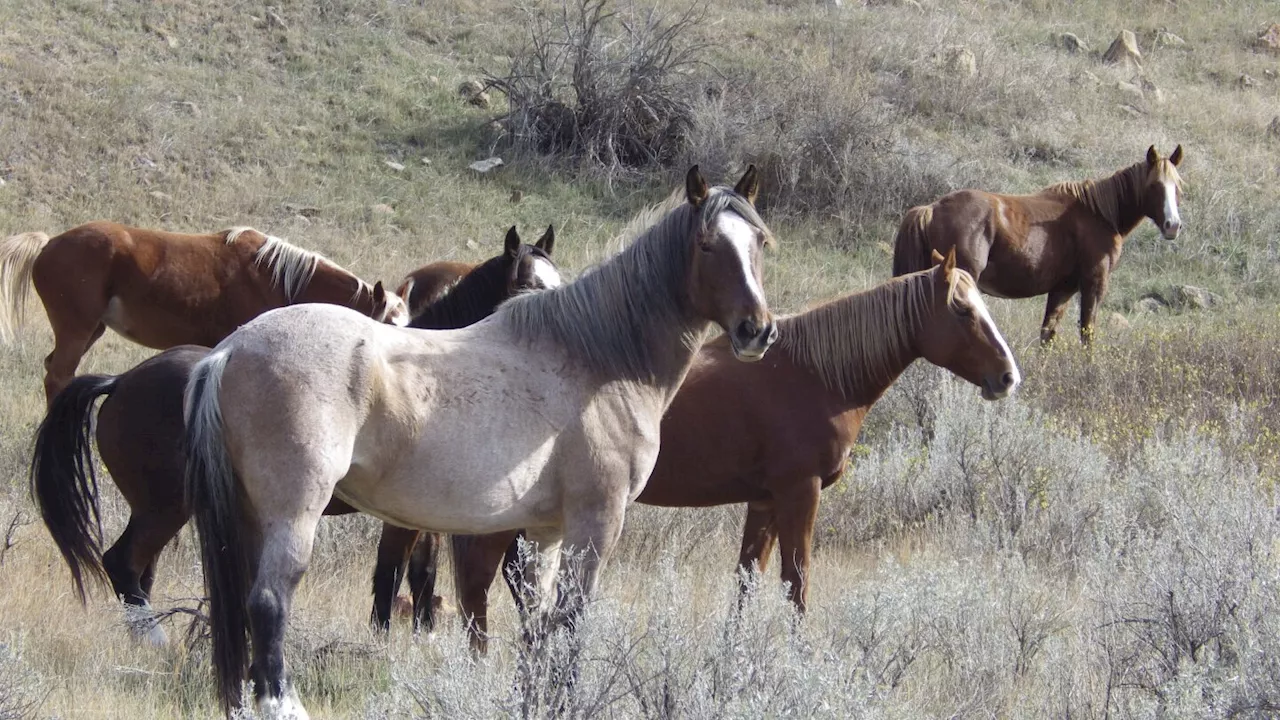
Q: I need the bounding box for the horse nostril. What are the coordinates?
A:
[737,319,758,341]
[1001,372,1016,388]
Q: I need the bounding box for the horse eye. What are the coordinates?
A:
[956,305,974,319]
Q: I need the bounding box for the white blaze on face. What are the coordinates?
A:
[716,211,765,307]
[1162,178,1182,238]
[387,293,410,326]
[532,257,561,288]
[966,285,1021,391]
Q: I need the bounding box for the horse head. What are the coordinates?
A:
[1143,144,1184,240]
[918,248,1020,401]
[504,225,561,294]
[369,281,411,326]
[684,165,778,362]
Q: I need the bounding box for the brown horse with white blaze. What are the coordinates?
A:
[447,248,1020,651]
[893,145,1184,344]
[0,222,409,403]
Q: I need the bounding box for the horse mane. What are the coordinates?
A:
[779,267,975,399]
[225,227,324,304]
[1044,159,1179,232]
[498,187,771,382]
[409,252,513,330]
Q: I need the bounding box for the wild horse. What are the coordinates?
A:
[0,222,409,403]
[892,144,1184,344]
[184,166,775,717]
[447,248,1021,651]
[29,227,559,645]
[396,225,556,317]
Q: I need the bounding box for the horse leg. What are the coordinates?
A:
[1078,271,1108,345]
[451,531,521,653]
[736,501,778,605]
[43,321,106,404]
[774,478,821,614]
[406,532,441,634]
[104,510,184,646]
[369,523,418,632]
[1039,287,1075,345]
[248,515,321,719]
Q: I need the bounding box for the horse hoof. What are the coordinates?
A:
[258,692,310,720]
[124,604,169,647]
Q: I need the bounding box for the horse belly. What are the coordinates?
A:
[342,419,563,534]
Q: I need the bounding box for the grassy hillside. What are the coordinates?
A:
[1,0,1279,717]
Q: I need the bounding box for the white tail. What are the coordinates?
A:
[0,232,51,341]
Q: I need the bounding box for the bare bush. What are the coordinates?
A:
[489,0,709,174]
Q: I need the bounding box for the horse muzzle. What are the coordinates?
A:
[1161,219,1182,241]
[981,369,1020,401]
[730,318,778,362]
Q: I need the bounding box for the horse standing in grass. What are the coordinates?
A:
[28,227,559,645]
[0,222,410,403]
[446,248,1020,651]
[396,225,556,316]
[184,166,775,717]
[892,145,1184,344]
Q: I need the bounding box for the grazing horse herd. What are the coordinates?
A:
[0,147,1183,718]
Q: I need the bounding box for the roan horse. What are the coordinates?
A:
[184,166,776,718]
[28,227,560,646]
[443,249,1021,651]
[0,222,410,403]
[892,145,1184,344]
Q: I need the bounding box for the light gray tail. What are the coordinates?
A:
[182,349,251,713]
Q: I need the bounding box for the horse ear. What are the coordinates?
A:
[536,224,555,255]
[685,165,709,208]
[943,247,957,275]
[504,226,521,258]
[1169,144,1183,166]
[373,280,386,303]
[733,164,760,206]
[1146,145,1159,166]
[931,249,946,266]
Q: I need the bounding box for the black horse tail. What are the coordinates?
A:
[183,348,248,713]
[29,373,118,602]
[892,204,935,277]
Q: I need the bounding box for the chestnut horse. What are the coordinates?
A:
[396,225,556,316]
[0,222,410,403]
[892,145,1184,344]
[445,249,1020,651]
[28,227,559,646]
[183,167,775,716]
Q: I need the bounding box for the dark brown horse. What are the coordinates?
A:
[395,225,556,317]
[445,249,1020,651]
[28,227,558,644]
[892,145,1184,344]
[0,222,410,403]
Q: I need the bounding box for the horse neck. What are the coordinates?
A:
[498,205,707,400]
[297,263,372,313]
[779,274,927,409]
[1061,163,1147,238]
[410,263,505,330]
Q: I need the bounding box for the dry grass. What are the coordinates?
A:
[1,0,1279,717]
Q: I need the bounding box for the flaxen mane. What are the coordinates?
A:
[225,227,324,303]
[499,187,770,382]
[779,267,975,398]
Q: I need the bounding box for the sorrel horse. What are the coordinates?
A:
[184,166,776,717]
[892,145,1184,344]
[0,222,410,403]
[445,249,1021,651]
[28,227,560,646]
[396,225,556,316]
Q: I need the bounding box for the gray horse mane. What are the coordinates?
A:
[779,267,974,398]
[499,187,770,382]
[225,227,324,304]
